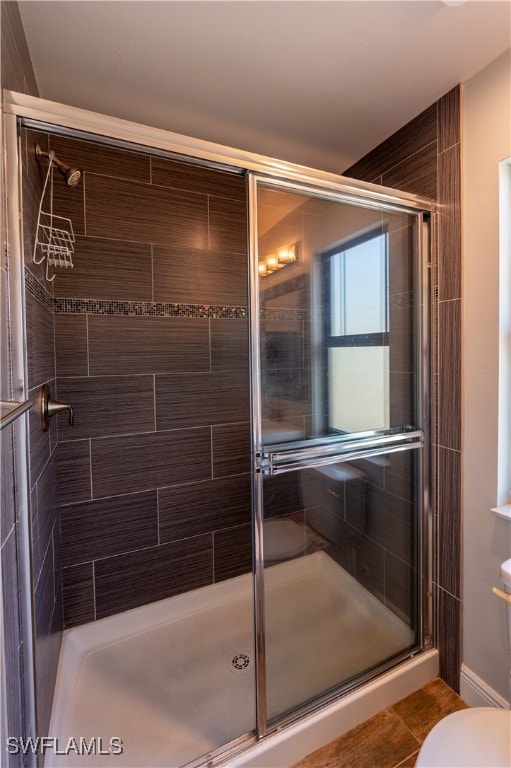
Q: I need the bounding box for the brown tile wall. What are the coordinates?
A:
[344,87,462,691]
[35,133,251,627]
[21,126,64,740]
[2,0,64,749]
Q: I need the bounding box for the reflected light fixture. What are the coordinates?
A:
[259,242,298,277]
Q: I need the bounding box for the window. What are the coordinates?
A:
[322,226,390,434]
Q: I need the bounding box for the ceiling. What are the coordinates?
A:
[18,1,511,174]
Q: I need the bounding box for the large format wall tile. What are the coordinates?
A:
[54,237,153,301]
[307,507,385,601]
[159,475,251,543]
[88,315,210,375]
[1,528,26,755]
[151,157,246,200]
[58,440,91,506]
[344,103,437,182]
[436,586,461,692]
[94,534,213,618]
[60,490,158,567]
[34,450,60,585]
[155,371,249,430]
[62,563,95,627]
[384,450,415,501]
[209,196,248,255]
[210,318,249,370]
[438,87,461,153]
[390,371,414,426]
[389,223,414,297]
[91,428,211,497]
[56,375,155,440]
[23,166,47,280]
[152,246,248,305]
[55,314,88,377]
[438,145,461,301]
[50,134,151,183]
[382,142,437,200]
[437,447,461,599]
[389,307,414,374]
[214,524,252,582]
[211,422,251,478]
[25,295,55,387]
[85,174,209,248]
[385,554,414,625]
[438,300,461,451]
[346,482,414,566]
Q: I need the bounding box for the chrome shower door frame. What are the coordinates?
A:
[248,172,434,739]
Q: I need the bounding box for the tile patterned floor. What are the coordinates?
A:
[292,678,468,768]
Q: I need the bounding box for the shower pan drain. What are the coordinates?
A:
[228,650,252,674]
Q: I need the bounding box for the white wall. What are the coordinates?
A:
[462,49,511,705]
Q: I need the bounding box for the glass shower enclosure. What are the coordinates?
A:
[249,175,431,736]
[4,87,433,767]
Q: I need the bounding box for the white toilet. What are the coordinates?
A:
[416,558,511,767]
[263,518,306,563]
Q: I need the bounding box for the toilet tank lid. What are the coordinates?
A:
[501,558,511,588]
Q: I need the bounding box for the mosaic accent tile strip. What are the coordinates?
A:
[389,291,414,310]
[53,299,247,318]
[24,271,247,318]
[260,308,309,321]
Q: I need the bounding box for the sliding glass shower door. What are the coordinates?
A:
[250,177,430,730]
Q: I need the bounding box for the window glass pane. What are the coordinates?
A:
[344,234,387,334]
[330,233,387,337]
[328,347,389,432]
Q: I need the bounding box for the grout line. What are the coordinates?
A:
[151,243,154,302]
[153,373,157,432]
[208,318,212,372]
[86,313,90,376]
[434,582,461,602]
[156,489,160,545]
[207,195,210,250]
[210,426,214,479]
[89,438,93,500]
[92,560,97,620]
[381,139,438,181]
[82,172,87,235]
[438,141,460,156]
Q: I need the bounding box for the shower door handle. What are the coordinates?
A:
[39,384,74,431]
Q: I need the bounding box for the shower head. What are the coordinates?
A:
[35,144,82,187]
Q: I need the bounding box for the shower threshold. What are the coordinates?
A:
[48,552,423,768]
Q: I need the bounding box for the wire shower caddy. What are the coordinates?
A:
[33,150,76,282]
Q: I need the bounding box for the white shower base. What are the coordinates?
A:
[48,552,437,768]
